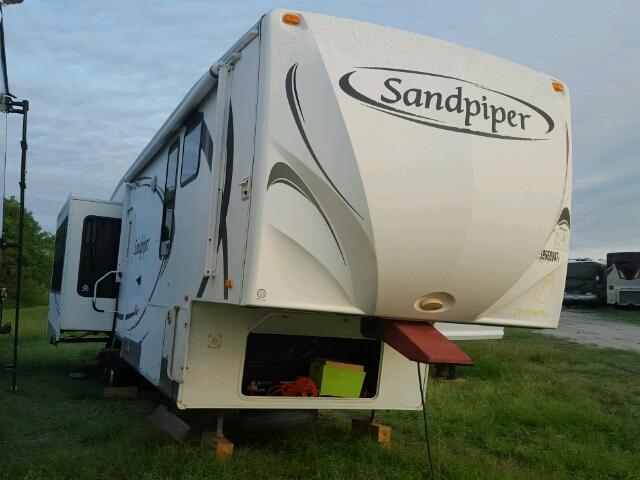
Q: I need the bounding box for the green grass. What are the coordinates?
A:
[1,307,639,480]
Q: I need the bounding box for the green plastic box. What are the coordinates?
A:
[309,359,366,398]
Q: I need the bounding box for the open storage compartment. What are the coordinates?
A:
[241,333,382,398]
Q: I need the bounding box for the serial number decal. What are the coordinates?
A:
[539,249,560,263]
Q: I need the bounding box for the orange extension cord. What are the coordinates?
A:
[267,377,320,397]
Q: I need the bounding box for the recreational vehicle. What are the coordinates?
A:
[606,252,640,306]
[563,258,606,305]
[48,10,571,413]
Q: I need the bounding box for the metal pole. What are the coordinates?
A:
[216,413,224,438]
[11,99,27,392]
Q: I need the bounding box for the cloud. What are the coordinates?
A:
[0,0,637,263]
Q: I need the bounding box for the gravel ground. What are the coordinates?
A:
[538,307,640,352]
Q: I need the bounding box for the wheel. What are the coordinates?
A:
[237,409,318,433]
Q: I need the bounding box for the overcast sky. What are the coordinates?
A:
[1,0,638,260]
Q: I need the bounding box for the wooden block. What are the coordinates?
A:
[351,418,392,444]
[103,386,138,399]
[202,432,234,460]
[148,405,190,442]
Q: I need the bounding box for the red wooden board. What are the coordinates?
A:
[379,320,473,366]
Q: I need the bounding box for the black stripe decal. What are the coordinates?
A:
[557,207,570,229]
[268,162,345,264]
[115,311,138,321]
[285,63,364,220]
[154,189,164,204]
[562,122,569,200]
[196,277,208,298]
[202,121,214,170]
[292,64,305,122]
[217,103,234,300]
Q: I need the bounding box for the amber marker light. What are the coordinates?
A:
[282,12,301,26]
[552,80,565,92]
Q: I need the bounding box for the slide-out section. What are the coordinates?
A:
[47,197,122,342]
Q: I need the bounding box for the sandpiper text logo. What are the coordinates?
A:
[133,236,150,260]
[339,67,555,141]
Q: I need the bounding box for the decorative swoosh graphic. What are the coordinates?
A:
[202,120,214,170]
[196,276,208,298]
[217,102,234,300]
[562,122,570,201]
[549,122,571,236]
[115,311,138,321]
[270,141,378,312]
[286,63,364,220]
[557,207,570,229]
[124,257,169,331]
[339,66,555,141]
[268,161,346,264]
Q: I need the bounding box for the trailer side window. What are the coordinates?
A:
[160,141,180,257]
[180,115,203,187]
[77,216,121,298]
[50,217,68,293]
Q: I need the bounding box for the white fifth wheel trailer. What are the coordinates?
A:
[48,10,571,411]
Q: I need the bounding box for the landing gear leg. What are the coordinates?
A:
[202,413,234,460]
[352,410,392,446]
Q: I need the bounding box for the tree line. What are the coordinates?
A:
[0,197,54,306]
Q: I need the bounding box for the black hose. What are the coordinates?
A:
[417,362,436,480]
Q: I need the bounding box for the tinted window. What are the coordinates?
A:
[160,141,180,255]
[50,217,68,293]
[77,216,121,298]
[181,118,202,186]
[77,216,120,298]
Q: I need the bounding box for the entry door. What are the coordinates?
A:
[114,198,137,338]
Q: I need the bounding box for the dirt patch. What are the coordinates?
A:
[538,308,640,352]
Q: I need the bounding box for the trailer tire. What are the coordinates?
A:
[238,409,318,432]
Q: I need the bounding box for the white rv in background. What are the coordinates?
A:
[48,10,571,411]
[606,252,640,306]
